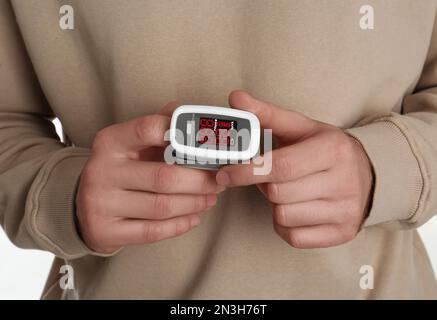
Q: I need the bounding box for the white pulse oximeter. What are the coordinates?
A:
[170,105,260,170]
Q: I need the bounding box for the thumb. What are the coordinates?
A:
[228,90,317,141]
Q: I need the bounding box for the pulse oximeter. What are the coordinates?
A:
[170,105,260,170]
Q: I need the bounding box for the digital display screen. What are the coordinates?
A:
[198,117,237,146]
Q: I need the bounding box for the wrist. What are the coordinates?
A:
[348,134,376,223]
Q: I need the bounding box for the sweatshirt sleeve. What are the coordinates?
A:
[0,1,100,259]
[345,17,437,230]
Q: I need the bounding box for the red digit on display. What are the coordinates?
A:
[198,118,236,146]
[200,118,214,128]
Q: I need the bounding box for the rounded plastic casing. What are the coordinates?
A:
[170,105,260,163]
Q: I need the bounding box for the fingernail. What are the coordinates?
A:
[206,194,218,207]
[216,171,231,186]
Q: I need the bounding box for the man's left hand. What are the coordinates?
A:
[216,91,374,249]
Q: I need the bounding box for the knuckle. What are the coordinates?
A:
[273,205,288,226]
[273,156,293,177]
[257,103,273,125]
[78,188,104,215]
[287,231,305,249]
[142,223,163,243]
[76,185,113,252]
[339,225,358,242]
[333,200,362,224]
[266,183,280,202]
[81,200,111,238]
[82,215,106,248]
[333,133,354,161]
[92,127,112,151]
[195,196,208,212]
[136,115,164,144]
[81,160,104,187]
[174,218,188,235]
[153,164,175,192]
[174,219,182,235]
[152,194,171,218]
[272,221,282,235]
[78,190,96,211]
[345,200,363,220]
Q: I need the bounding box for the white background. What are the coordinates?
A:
[0,120,436,299]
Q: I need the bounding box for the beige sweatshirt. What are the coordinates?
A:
[1,0,437,299]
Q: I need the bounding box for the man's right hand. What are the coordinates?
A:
[75,108,224,254]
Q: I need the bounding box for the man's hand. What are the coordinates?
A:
[216,91,374,249]
[76,103,224,254]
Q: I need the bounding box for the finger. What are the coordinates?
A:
[228,90,318,142]
[138,146,166,162]
[216,135,334,186]
[160,101,181,117]
[95,114,170,153]
[260,170,339,204]
[108,214,201,246]
[107,191,217,220]
[274,224,355,249]
[115,161,224,194]
[271,200,345,227]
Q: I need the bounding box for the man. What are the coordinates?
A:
[0,0,436,299]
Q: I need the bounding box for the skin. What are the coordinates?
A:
[216,91,374,249]
[76,91,374,253]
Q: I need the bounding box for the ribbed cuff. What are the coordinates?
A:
[345,119,424,227]
[25,147,116,259]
